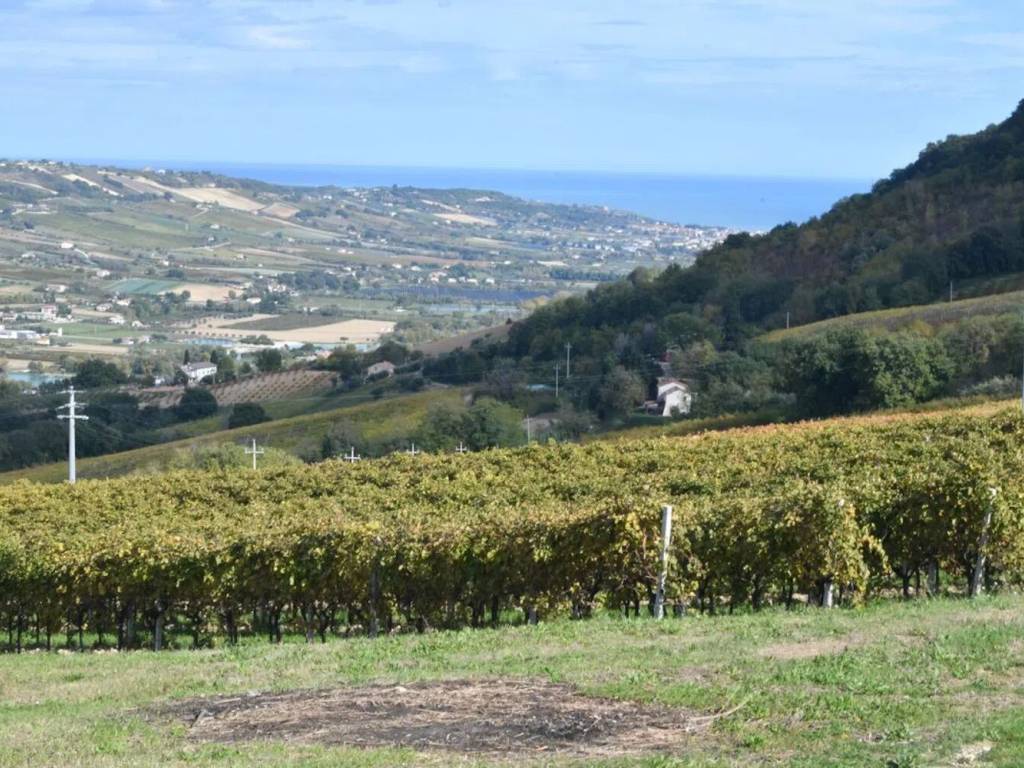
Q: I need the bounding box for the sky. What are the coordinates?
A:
[0,0,1022,179]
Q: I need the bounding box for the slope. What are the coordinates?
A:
[0,387,464,484]
[501,98,1024,361]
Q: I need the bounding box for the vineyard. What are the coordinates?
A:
[2,406,1024,652]
[137,369,336,409]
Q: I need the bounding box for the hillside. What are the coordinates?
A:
[758,288,1024,343]
[0,387,464,483]
[499,99,1024,353]
[411,100,1024,424]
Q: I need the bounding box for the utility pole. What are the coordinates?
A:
[244,438,264,470]
[407,443,421,456]
[526,415,532,443]
[343,446,361,463]
[57,386,88,484]
[565,342,572,379]
[554,363,560,399]
[785,311,790,330]
[455,442,468,454]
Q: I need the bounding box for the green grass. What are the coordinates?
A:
[0,387,464,483]
[1,596,1023,766]
[759,289,1024,343]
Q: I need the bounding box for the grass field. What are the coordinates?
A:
[2,596,1023,766]
[0,387,464,483]
[759,289,1024,343]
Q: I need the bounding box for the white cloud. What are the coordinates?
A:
[244,25,311,50]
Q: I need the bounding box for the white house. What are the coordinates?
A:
[365,360,396,379]
[180,362,217,384]
[642,378,692,417]
[107,314,126,326]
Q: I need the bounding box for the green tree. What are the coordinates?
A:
[598,366,645,418]
[73,359,127,389]
[176,388,218,421]
[228,402,268,429]
[254,348,283,373]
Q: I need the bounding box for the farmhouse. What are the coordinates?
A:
[180,362,217,384]
[366,360,396,379]
[643,378,692,417]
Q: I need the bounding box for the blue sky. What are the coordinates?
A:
[0,0,1022,179]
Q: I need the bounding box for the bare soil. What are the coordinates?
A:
[161,679,703,758]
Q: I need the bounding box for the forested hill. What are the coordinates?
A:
[504,98,1024,354]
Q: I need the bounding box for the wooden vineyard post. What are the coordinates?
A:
[653,504,673,620]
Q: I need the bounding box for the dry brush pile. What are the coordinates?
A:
[2,408,1024,650]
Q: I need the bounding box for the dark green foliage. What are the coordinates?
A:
[176,388,218,421]
[73,359,127,389]
[415,397,525,451]
[781,329,953,416]
[254,348,283,373]
[227,402,268,429]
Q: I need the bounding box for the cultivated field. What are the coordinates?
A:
[178,283,237,302]
[138,370,336,409]
[189,315,396,345]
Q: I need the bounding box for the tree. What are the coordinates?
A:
[462,398,525,449]
[254,348,283,373]
[415,398,525,451]
[228,402,268,429]
[176,388,218,421]
[209,348,236,382]
[783,329,952,417]
[597,366,645,418]
[73,359,127,389]
[320,346,363,378]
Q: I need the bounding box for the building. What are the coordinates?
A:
[643,378,692,417]
[365,360,396,379]
[180,362,217,384]
[45,283,68,294]
[107,314,126,326]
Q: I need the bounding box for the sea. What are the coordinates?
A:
[91,161,873,232]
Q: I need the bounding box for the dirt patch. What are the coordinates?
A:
[161,679,703,757]
[758,637,858,660]
[953,741,993,765]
